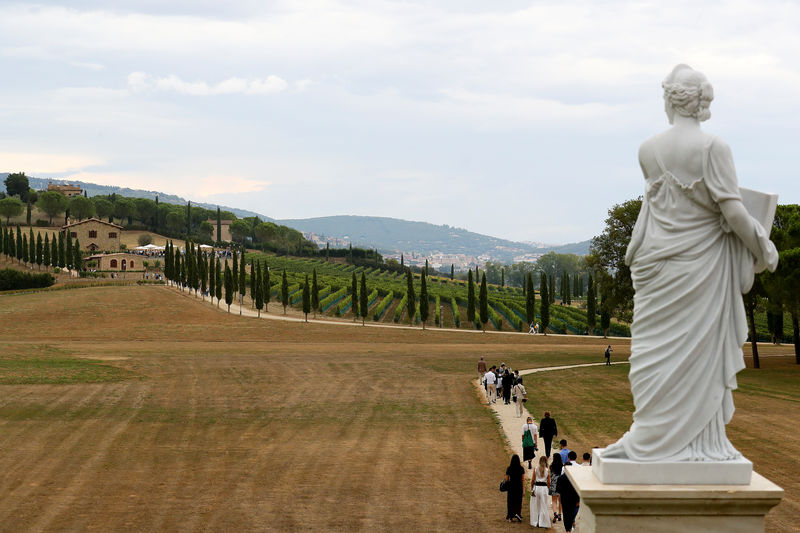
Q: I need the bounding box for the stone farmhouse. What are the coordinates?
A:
[62,218,123,251]
[85,253,144,272]
[47,181,83,198]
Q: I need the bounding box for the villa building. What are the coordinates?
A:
[62,218,123,251]
[47,182,83,197]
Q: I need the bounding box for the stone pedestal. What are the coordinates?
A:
[593,449,753,485]
[566,465,784,533]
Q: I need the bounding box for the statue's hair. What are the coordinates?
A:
[662,64,714,122]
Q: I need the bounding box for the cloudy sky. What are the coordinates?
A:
[1,1,798,243]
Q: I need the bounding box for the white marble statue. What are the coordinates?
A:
[602,64,778,463]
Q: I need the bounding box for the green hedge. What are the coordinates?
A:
[0,269,55,290]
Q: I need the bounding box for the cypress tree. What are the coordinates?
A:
[360,272,368,326]
[406,269,416,325]
[73,238,81,271]
[26,202,31,226]
[311,268,319,318]
[216,206,222,244]
[66,231,73,270]
[419,269,429,330]
[215,257,222,306]
[564,271,571,305]
[281,270,289,314]
[200,252,207,300]
[36,232,43,269]
[232,250,238,293]
[57,232,64,267]
[351,272,358,321]
[600,286,611,338]
[186,243,195,293]
[22,234,28,264]
[180,250,186,288]
[43,233,50,268]
[302,274,311,322]
[479,272,488,332]
[450,264,454,280]
[186,201,192,234]
[1,225,5,257]
[586,274,597,334]
[224,262,233,312]
[16,226,23,263]
[262,262,270,313]
[549,273,555,304]
[255,264,263,317]
[467,269,475,323]
[525,272,535,325]
[250,260,257,307]
[325,242,329,261]
[540,272,550,335]
[8,228,15,261]
[238,249,246,314]
[501,268,505,287]
[400,254,403,267]
[29,228,35,265]
[208,251,216,302]
[424,259,429,275]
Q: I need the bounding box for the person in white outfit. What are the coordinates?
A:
[529,456,551,528]
[484,366,497,404]
[512,378,527,418]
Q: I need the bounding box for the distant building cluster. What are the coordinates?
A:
[46,181,83,197]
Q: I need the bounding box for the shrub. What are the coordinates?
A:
[0,269,55,290]
[35,219,49,227]
[138,233,153,246]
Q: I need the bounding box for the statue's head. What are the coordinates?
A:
[662,64,714,124]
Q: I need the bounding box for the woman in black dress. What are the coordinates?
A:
[504,454,525,522]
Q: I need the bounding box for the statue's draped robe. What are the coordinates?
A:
[605,136,772,462]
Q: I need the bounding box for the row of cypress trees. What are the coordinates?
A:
[0,221,81,271]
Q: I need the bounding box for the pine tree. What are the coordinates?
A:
[224,262,233,312]
[254,264,263,317]
[479,273,488,332]
[302,274,311,322]
[215,257,222,307]
[359,272,368,326]
[419,269,429,329]
[586,274,597,334]
[406,269,416,325]
[540,272,550,335]
[238,249,246,315]
[525,272,535,325]
[467,269,475,323]
[43,233,50,268]
[311,268,319,318]
[351,272,358,321]
[73,239,81,271]
[281,270,289,314]
[262,262,270,313]
[35,232,43,269]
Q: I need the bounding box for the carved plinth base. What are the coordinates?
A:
[593,448,753,485]
[566,465,783,533]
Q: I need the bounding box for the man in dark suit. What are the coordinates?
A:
[538,411,558,458]
[556,469,580,532]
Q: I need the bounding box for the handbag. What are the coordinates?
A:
[499,479,509,492]
[512,395,517,403]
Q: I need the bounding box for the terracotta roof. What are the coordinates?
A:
[49,184,82,191]
[85,252,137,259]
[62,217,124,230]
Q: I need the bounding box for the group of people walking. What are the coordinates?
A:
[480,357,589,531]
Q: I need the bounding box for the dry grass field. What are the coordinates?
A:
[0,285,796,532]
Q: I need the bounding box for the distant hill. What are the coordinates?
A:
[1,174,273,222]
[277,215,590,261]
[2,174,590,260]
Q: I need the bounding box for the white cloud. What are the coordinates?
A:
[128,72,288,95]
[0,152,104,174]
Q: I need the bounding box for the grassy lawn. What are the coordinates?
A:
[0,284,793,532]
